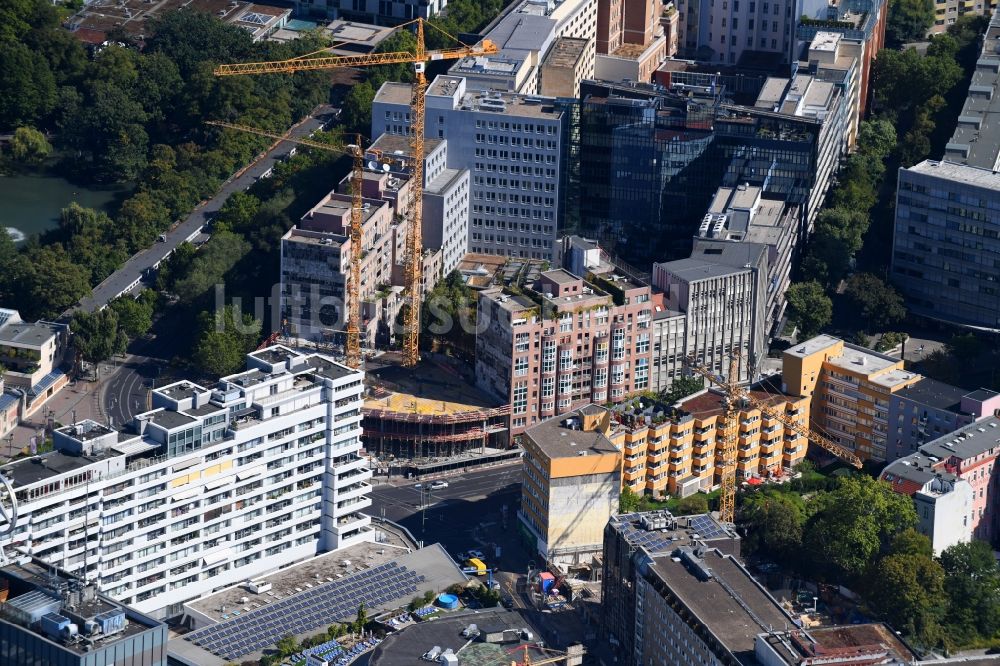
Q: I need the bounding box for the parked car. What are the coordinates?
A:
[413,483,423,489]
[468,549,485,560]
[430,480,449,490]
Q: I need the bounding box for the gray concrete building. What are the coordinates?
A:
[891,12,1000,330]
[891,161,1000,330]
[373,76,567,261]
[887,380,1000,461]
[448,0,598,95]
[697,184,800,337]
[652,241,768,385]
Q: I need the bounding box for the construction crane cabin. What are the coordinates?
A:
[685,353,862,524]
[214,19,498,368]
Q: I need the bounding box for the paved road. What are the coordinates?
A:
[64,109,335,318]
[369,465,521,556]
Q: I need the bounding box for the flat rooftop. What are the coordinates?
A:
[0,320,61,347]
[920,416,1000,463]
[1,559,162,655]
[370,609,549,666]
[906,160,1000,191]
[179,544,468,665]
[609,511,739,557]
[824,343,900,377]
[370,133,443,159]
[650,548,793,665]
[944,11,1000,170]
[544,36,590,68]
[322,19,395,50]
[524,408,620,459]
[284,227,347,247]
[895,377,970,412]
[760,624,918,665]
[784,334,841,359]
[143,409,197,430]
[1,450,109,489]
[375,82,563,120]
[157,381,207,401]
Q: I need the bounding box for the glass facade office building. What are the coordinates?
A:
[574,79,819,268]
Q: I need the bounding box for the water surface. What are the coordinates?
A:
[0,172,126,243]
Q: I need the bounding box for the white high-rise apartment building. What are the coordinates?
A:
[0,346,369,620]
[373,76,566,261]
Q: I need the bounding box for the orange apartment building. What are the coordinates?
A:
[782,335,921,462]
[608,383,809,498]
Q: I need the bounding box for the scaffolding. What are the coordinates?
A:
[362,402,511,459]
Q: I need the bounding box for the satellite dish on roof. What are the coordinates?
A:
[382,163,391,172]
[368,161,378,170]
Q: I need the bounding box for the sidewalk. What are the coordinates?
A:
[2,362,117,461]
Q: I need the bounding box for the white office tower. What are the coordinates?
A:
[0,346,370,620]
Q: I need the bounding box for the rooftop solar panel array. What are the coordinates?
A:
[185,562,425,661]
[689,514,726,539]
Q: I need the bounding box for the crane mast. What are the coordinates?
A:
[204,121,366,368]
[685,353,862,524]
[213,20,498,367]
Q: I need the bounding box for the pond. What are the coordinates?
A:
[0,172,127,243]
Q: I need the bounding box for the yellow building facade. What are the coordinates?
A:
[782,335,921,461]
[608,385,810,497]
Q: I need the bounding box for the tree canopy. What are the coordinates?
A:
[886,0,935,46]
[786,281,832,339]
[802,476,917,582]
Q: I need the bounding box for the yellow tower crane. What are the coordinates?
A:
[214,19,499,367]
[206,120,372,369]
[685,354,862,523]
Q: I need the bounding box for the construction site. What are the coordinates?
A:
[362,354,512,473]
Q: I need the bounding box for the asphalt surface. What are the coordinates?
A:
[64,109,335,318]
[370,465,521,557]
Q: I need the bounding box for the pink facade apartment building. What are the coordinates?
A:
[476,268,654,434]
[885,415,1000,544]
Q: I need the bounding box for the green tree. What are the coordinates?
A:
[72,309,127,370]
[214,191,261,233]
[887,528,933,558]
[8,126,51,164]
[940,540,1000,644]
[354,602,369,633]
[619,487,641,513]
[20,244,91,319]
[173,231,251,303]
[845,273,907,331]
[109,291,155,339]
[341,81,375,134]
[786,281,832,339]
[156,242,198,293]
[274,634,297,657]
[368,30,417,89]
[193,305,261,376]
[738,490,805,564]
[886,0,935,46]
[0,41,57,129]
[867,552,945,645]
[856,118,898,160]
[660,376,705,404]
[802,476,917,582]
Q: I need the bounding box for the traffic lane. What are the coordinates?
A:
[105,358,157,427]
[370,466,521,516]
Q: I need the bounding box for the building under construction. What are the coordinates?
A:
[362,357,510,460]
